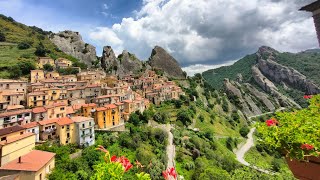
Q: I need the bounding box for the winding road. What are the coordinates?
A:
[234,127,274,174]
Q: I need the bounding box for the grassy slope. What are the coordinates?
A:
[0,15,80,78]
[202,54,257,90]
[202,49,320,91]
[275,52,320,86]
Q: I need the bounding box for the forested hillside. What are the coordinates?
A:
[0,14,85,78]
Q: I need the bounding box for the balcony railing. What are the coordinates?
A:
[43,127,56,134]
[81,132,92,137]
[80,125,93,129]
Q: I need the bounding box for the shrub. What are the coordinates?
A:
[9,65,22,79]
[0,32,5,42]
[239,126,250,137]
[17,42,31,49]
[34,42,47,56]
[176,110,192,126]
[43,63,54,71]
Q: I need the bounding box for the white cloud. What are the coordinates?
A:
[103,3,109,10]
[89,0,317,70]
[182,60,237,76]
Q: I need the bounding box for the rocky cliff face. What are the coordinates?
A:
[148,46,185,79]
[100,46,144,77]
[50,30,96,67]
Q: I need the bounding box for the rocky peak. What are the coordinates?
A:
[50,30,97,67]
[148,46,185,79]
[101,46,117,71]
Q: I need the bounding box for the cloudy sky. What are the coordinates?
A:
[0,0,318,75]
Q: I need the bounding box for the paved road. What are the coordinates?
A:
[148,121,176,168]
[248,107,286,120]
[165,124,176,168]
[234,127,274,174]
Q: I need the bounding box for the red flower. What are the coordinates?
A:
[162,167,177,180]
[110,156,133,172]
[266,119,278,126]
[300,144,314,150]
[304,95,313,99]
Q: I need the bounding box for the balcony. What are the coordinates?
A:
[80,125,93,129]
[81,132,92,137]
[43,127,56,134]
[52,91,57,95]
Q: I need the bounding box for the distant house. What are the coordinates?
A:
[71,116,95,147]
[37,57,55,69]
[32,107,48,121]
[21,122,40,142]
[95,104,120,129]
[55,117,76,145]
[0,109,32,128]
[300,1,320,46]
[38,119,57,141]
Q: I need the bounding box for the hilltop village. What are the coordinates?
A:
[0,57,184,179]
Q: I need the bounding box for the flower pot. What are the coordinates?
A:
[286,156,320,180]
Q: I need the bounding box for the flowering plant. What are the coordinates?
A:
[257,95,320,160]
[91,145,151,180]
[162,167,177,180]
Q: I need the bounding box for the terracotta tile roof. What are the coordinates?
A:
[115,102,124,106]
[96,107,107,111]
[72,104,85,110]
[0,79,26,83]
[28,91,46,96]
[32,107,47,114]
[1,92,24,96]
[21,122,39,129]
[87,84,100,88]
[82,103,96,107]
[38,118,58,126]
[0,109,32,118]
[71,116,93,123]
[46,102,66,109]
[123,100,132,103]
[0,132,34,146]
[0,125,25,136]
[104,104,117,109]
[56,117,73,126]
[0,150,55,172]
[6,105,24,111]
[66,106,74,114]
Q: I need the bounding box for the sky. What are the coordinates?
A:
[0,0,318,75]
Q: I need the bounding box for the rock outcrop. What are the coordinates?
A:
[257,46,320,95]
[100,46,144,78]
[148,46,185,79]
[50,30,96,66]
[224,78,263,117]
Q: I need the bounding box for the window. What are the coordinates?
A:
[66,140,68,144]
[20,132,23,135]
[82,131,85,135]
[39,173,42,180]
[82,123,85,128]
[89,122,92,126]
[66,125,70,130]
[1,137,6,141]
[67,133,70,138]
[62,126,64,129]
[32,129,35,133]
[17,114,22,118]
[4,117,9,121]
[25,113,30,117]
[60,107,65,111]
[52,132,56,135]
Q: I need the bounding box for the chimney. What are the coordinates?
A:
[18,156,21,163]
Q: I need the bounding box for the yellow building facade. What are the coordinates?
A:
[27,91,48,108]
[0,133,35,166]
[95,104,120,129]
[56,117,76,145]
[37,57,55,69]
[30,70,45,83]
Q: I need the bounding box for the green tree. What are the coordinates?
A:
[239,126,250,137]
[176,110,192,126]
[34,42,47,56]
[129,113,140,126]
[17,42,31,49]
[199,168,231,180]
[0,32,5,42]
[43,63,54,71]
[73,61,88,69]
[9,65,22,79]
[17,60,36,75]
